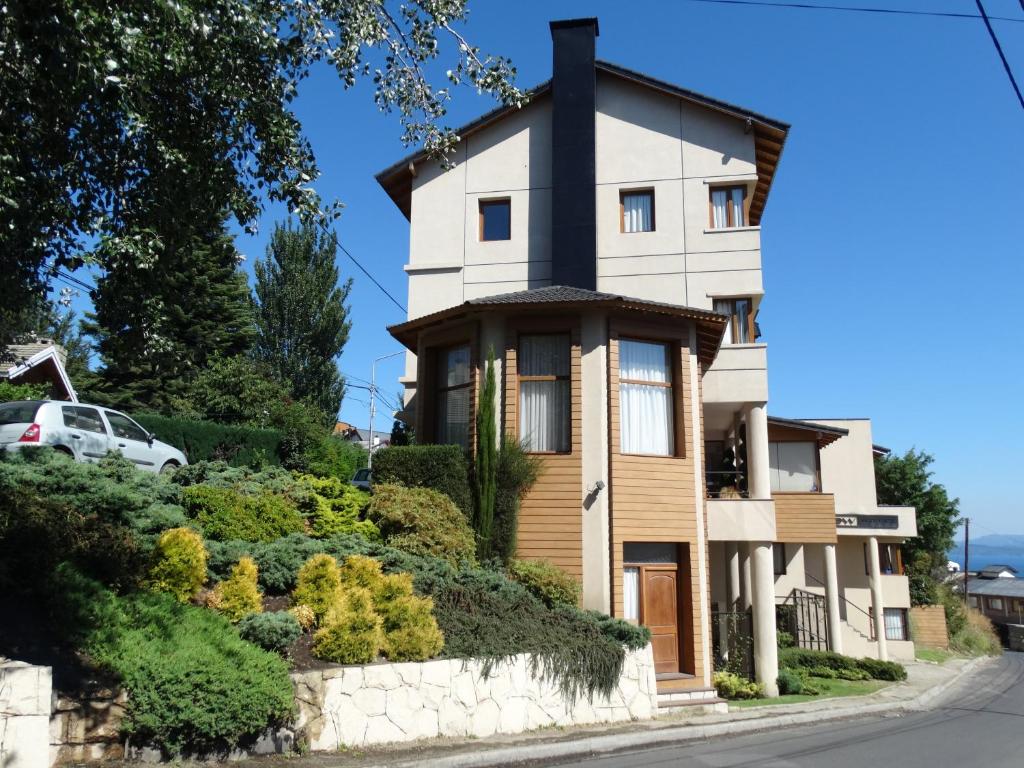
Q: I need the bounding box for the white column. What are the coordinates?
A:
[751,542,779,697]
[867,536,889,661]
[739,542,752,611]
[823,543,843,654]
[580,312,611,612]
[745,403,771,499]
[726,543,741,611]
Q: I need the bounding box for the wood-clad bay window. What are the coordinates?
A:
[709,185,746,228]
[619,338,674,456]
[713,297,756,344]
[518,334,571,453]
[620,189,655,233]
[435,344,471,448]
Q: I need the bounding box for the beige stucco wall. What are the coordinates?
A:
[815,419,879,516]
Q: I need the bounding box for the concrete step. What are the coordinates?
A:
[656,686,726,710]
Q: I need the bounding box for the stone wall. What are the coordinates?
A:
[291,645,658,751]
[1008,624,1024,652]
[1,661,52,768]
[49,689,126,765]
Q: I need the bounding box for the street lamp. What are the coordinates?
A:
[368,350,404,469]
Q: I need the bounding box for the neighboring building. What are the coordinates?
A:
[2,340,78,402]
[967,569,1024,628]
[333,422,391,452]
[378,18,917,698]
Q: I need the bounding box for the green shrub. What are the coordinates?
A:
[302,436,367,482]
[238,611,301,654]
[583,611,652,651]
[853,657,906,681]
[949,608,1003,656]
[713,671,765,700]
[172,461,298,496]
[144,527,207,602]
[777,629,795,649]
[371,444,473,520]
[295,474,378,540]
[76,584,293,755]
[134,413,283,468]
[508,559,581,607]
[313,587,384,664]
[492,438,542,565]
[0,381,47,400]
[292,553,342,622]
[209,556,262,622]
[182,485,303,543]
[779,647,906,681]
[367,484,476,566]
[777,667,818,696]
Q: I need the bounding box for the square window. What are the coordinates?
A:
[479,199,511,241]
[620,189,655,233]
[709,185,746,229]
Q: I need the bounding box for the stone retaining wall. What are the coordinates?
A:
[291,645,658,751]
[1,661,52,768]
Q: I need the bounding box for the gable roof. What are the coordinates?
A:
[3,341,78,403]
[967,576,1024,598]
[388,285,728,367]
[376,60,788,224]
[979,564,1019,578]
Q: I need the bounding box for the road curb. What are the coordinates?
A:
[392,657,995,768]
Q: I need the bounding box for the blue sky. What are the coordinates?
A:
[63,1,1023,533]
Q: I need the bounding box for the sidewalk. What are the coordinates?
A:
[239,656,993,768]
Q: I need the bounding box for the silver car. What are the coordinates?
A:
[0,400,188,474]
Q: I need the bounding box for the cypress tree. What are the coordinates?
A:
[474,347,498,560]
[252,222,352,425]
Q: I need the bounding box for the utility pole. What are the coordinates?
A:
[367,350,403,469]
[963,517,970,606]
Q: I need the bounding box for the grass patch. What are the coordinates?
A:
[916,647,955,664]
[730,677,891,708]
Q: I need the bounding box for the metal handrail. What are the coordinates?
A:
[705,469,748,499]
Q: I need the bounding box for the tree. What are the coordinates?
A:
[875,449,961,605]
[253,222,351,424]
[0,0,523,346]
[84,217,254,411]
[474,348,497,560]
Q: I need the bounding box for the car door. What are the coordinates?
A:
[61,405,111,461]
[103,410,157,469]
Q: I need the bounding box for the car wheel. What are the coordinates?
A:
[53,446,75,458]
[159,461,179,476]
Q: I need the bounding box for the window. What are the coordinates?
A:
[769,441,818,492]
[883,608,908,641]
[988,597,1004,612]
[620,189,655,233]
[709,185,746,228]
[62,406,107,435]
[712,298,755,344]
[0,401,43,425]
[863,542,904,575]
[968,595,979,608]
[479,199,511,241]
[773,543,787,576]
[105,411,149,442]
[623,567,640,621]
[619,339,674,456]
[518,334,571,453]
[435,344,471,448]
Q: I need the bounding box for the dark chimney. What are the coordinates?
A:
[549,18,599,290]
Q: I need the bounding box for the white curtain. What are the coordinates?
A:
[730,187,745,227]
[884,609,906,641]
[620,339,673,455]
[519,335,570,452]
[711,188,728,228]
[713,298,734,345]
[768,441,817,492]
[623,567,640,621]
[622,192,653,233]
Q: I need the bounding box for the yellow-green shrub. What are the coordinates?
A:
[209,556,262,623]
[144,527,207,602]
[379,593,444,662]
[292,554,341,623]
[508,558,581,607]
[312,587,383,664]
[295,475,379,540]
[366,484,476,566]
[338,553,385,590]
[289,604,316,632]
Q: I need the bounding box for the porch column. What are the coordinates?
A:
[867,536,889,661]
[726,543,741,611]
[751,542,779,697]
[744,403,771,499]
[739,542,752,611]
[823,543,844,654]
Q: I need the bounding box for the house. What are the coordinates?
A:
[379,18,917,698]
[2,340,78,402]
[333,423,391,452]
[967,568,1024,628]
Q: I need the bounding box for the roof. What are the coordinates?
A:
[979,564,1019,577]
[3,340,67,371]
[387,285,728,367]
[376,60,788,224]
[3,342,78,403]
[967,576,1024,598]
[767,416,848,448]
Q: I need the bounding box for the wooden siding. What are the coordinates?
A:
[773,492,837,544]
[506,318,584,579]
[910,605,949,650]
[609,319,705,679]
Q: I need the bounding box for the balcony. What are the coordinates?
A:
[773,492,837,544]
[705,470,776,541]
[702,344,768,404]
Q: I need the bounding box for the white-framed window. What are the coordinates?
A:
[884,608,908,641]
[619,339,674,456]
[713,297,755,344]
[709,185,746,228]
[435,344,471,448]
[519,334,571,453]
[623,567,640,622]
[988,597,1004,612]
[620,189,654,233]
[769,441,818,492]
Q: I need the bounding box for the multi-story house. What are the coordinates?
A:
[377,18,917,699]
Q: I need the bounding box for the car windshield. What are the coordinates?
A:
[354,469,371,481]
[0,401,43,425]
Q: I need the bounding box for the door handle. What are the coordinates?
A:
[70,434,81,439]
[118,443,127,448]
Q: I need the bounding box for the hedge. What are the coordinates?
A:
[370,444,473,520]
[135,414,283,468]
[779,647,907,681]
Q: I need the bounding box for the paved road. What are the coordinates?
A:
[546,653,1024,768]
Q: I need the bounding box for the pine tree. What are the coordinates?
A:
[253,222,352,424]
[85,217,254,411]
[474,348,498,560]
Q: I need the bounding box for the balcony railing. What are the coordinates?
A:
[705,469,748,499]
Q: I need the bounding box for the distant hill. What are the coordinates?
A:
[948,534,1024,574]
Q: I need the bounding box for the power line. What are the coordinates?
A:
[679,0,1024,23]
[336,240,406,314]
[975,0,1024,111]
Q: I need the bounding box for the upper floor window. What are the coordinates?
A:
[435,344,471,448]
[620,189,655,233]
[709,185,746,229]
[479,199,511,241]
[619,339,674,456]
[769,440,818,492]
[713,298,755,344]
[864,542,904,575]
[519,334,571,453]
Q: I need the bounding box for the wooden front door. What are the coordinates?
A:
[642,566,680,674]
